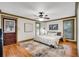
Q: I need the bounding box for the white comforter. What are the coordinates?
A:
[34,35,62,46]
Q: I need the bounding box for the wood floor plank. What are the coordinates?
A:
[3,44,32,57]
[60,39,77,57]
[3,39,77,57]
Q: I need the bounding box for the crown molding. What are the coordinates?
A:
[0,11,37,21]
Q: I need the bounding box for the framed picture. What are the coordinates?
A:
[24,23,33,32]
[4,19,15,33]
[49,24,58,30]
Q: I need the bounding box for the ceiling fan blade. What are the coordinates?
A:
[39,14,43,18]
[44,17,50,19]
[44,15,50,19]
[34,12,50,20]
[39,12,44,15]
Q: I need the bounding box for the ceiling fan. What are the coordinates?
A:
[34,12,50,21]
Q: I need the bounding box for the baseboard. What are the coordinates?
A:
[18,38,33,43]
[64,39,77,43]
[68,40,77,43]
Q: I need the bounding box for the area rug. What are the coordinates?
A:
[20,40,68,57]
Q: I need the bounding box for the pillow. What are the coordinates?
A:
[47,32,57,36]
[57,32,61,36]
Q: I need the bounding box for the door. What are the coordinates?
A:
[3,18,17,45]
[63,19,74,40]
[36,23,40,35]
[0,29,3,56]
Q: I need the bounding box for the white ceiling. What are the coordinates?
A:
[0,2,75,21]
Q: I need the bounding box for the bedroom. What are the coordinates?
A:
[0,2,78,57]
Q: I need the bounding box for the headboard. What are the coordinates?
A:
[47,31,57,36]
[47,31,61,36]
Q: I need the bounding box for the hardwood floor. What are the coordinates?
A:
[3,44,32,57]
[3,39,77,57]
[60,39,77,57]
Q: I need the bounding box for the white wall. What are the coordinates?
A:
[17,18,36,41]
[0,14,36,42]
[43,18,76,41]
[45,20,63,36]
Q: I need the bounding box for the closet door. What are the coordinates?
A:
[3,18,17,45]
[63,19,74,40]
[0,29,3,57]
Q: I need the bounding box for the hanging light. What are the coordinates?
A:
[38,18,44,21]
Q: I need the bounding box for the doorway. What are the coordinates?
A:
[2,16,17,45]
[63,19,74,40]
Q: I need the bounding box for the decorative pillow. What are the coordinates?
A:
[47,32,57,36]
[57,32,61,36]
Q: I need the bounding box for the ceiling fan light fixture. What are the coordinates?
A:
[38,18,44,21]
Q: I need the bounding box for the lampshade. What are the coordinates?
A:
[38,18,44,21]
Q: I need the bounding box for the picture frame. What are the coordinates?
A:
[4,19,15,33]
[49,24,58,30]
[24,23,33,32]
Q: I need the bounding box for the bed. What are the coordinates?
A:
[34,32,63,47]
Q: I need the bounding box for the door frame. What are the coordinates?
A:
[63,19,74,41]
[1,15,17,45]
